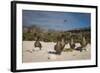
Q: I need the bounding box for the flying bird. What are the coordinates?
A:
[64,19,67,22]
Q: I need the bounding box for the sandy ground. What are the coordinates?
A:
[22,41,91,63]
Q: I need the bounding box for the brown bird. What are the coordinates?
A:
[34,37,42,50]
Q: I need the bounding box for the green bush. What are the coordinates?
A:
[23,29,91,44]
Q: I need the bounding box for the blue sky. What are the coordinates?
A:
[23,10,91,31]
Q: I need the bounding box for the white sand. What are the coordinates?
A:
[22,41,91,63]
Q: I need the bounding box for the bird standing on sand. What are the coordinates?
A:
[34,37,42,50]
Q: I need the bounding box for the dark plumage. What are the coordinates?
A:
[75,46,83,52]
[54,38,66,55]
[34,41,42,50]
[54,41,62,55]
[34,36,42,50]
[70,43,75,49]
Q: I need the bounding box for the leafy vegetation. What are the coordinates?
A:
[23,25,91,44]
